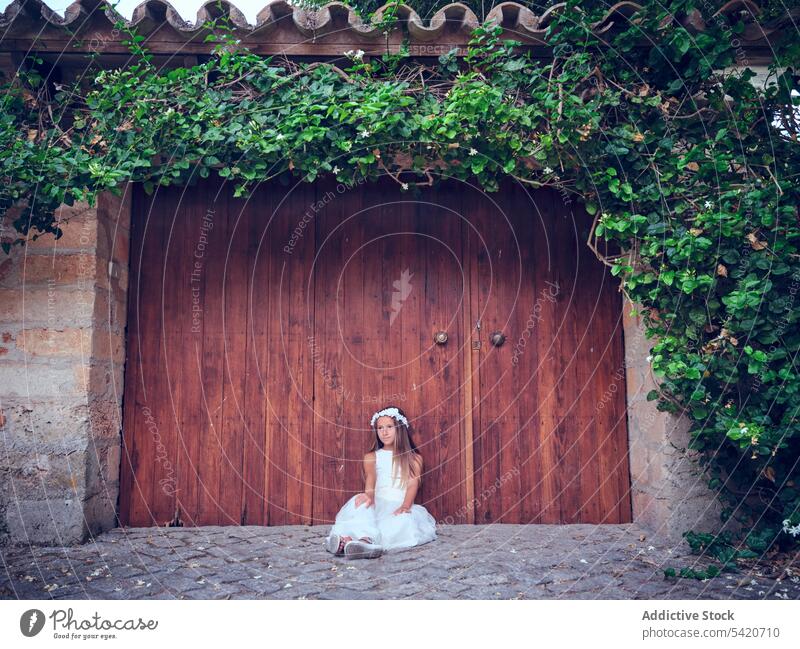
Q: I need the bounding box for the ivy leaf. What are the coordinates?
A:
[503,59,528,73]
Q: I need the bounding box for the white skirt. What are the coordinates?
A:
[327,493,437,552]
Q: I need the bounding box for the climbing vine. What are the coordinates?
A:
[2,0,799,574]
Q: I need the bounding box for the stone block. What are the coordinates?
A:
[98,184,132,234]
[624,364,647,401]
[0,257,12,286]
[627,440,650,483]
[110,291,128,329]
[0,398,89,451]
[96,215,130,266]
[85,439,121,498]
[112,227,130,266]
[0,288,96,327]
[85,362,116,399]
[6,450,87,500]
[91,287,123,331]
[89,329,126,364]
[72,361,91,394]
[0,254,99,289]
[87,396,123,442]
[108,261,129,296]
[83,491,118,536]
[24,202,97,251]
[0,362,87,398]
[16,327,92,357]
[4,498,87,545]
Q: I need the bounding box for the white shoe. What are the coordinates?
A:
[343,539,383,559]
[325,533,344,555]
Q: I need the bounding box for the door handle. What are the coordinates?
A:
[489,331,506,347]
[434,330,448,345]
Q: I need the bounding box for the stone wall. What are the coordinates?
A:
[621,64,775,545]
[623,300,746,545]
[0,185,131,546]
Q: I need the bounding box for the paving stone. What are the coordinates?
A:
[2,523,799,600]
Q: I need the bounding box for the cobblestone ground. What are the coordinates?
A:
[1,524,798,600]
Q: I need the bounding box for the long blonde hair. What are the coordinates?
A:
[367,405,422,488]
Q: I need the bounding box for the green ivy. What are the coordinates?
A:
[1,0,799,572]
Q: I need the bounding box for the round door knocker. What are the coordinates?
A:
[490,331,506,347]
[434,331,448,345]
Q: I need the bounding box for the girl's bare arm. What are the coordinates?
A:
[363,452,376,500]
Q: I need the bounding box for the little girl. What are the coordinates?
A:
[324,406,437,559]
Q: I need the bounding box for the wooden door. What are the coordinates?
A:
[121,175,315,526]
[467,180,632,524]
[120,175,630,527]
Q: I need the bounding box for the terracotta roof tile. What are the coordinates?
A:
[0,0,794,55]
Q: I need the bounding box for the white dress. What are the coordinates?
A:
[326,449,437,552]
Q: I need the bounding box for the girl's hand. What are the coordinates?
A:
[354,493,374,508]
[393,504,412,515]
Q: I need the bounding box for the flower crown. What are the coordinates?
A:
[370,407,409,428]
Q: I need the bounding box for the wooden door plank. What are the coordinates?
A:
[264,185,296,525]
[240,183,273,524]
[311,177,372,522]
[574,198,610,524]
[550,189,585,523]
[183,177,222,525]
[461,191,476,525]
[121,184,168,525]
[284,185,315,524]
[501,181,542,525]
[470,184,507,523]
[146,183,181,526]
[311,177,345,522]
[418,179,468,523]
[219,181,248,525]
[119,184,143,526]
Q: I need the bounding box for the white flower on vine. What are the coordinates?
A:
[401,183,409,190]
[344,49,365,61]
[543,166,553,174]
[276,133,286,140]
[469,148,478,156]
[332,166,341,175]
[359,129,371,139]
[783,519,800,537]
[704,200,713,209]
[646,355,653,363]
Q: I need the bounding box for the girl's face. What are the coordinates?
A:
[376,416,398,447]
